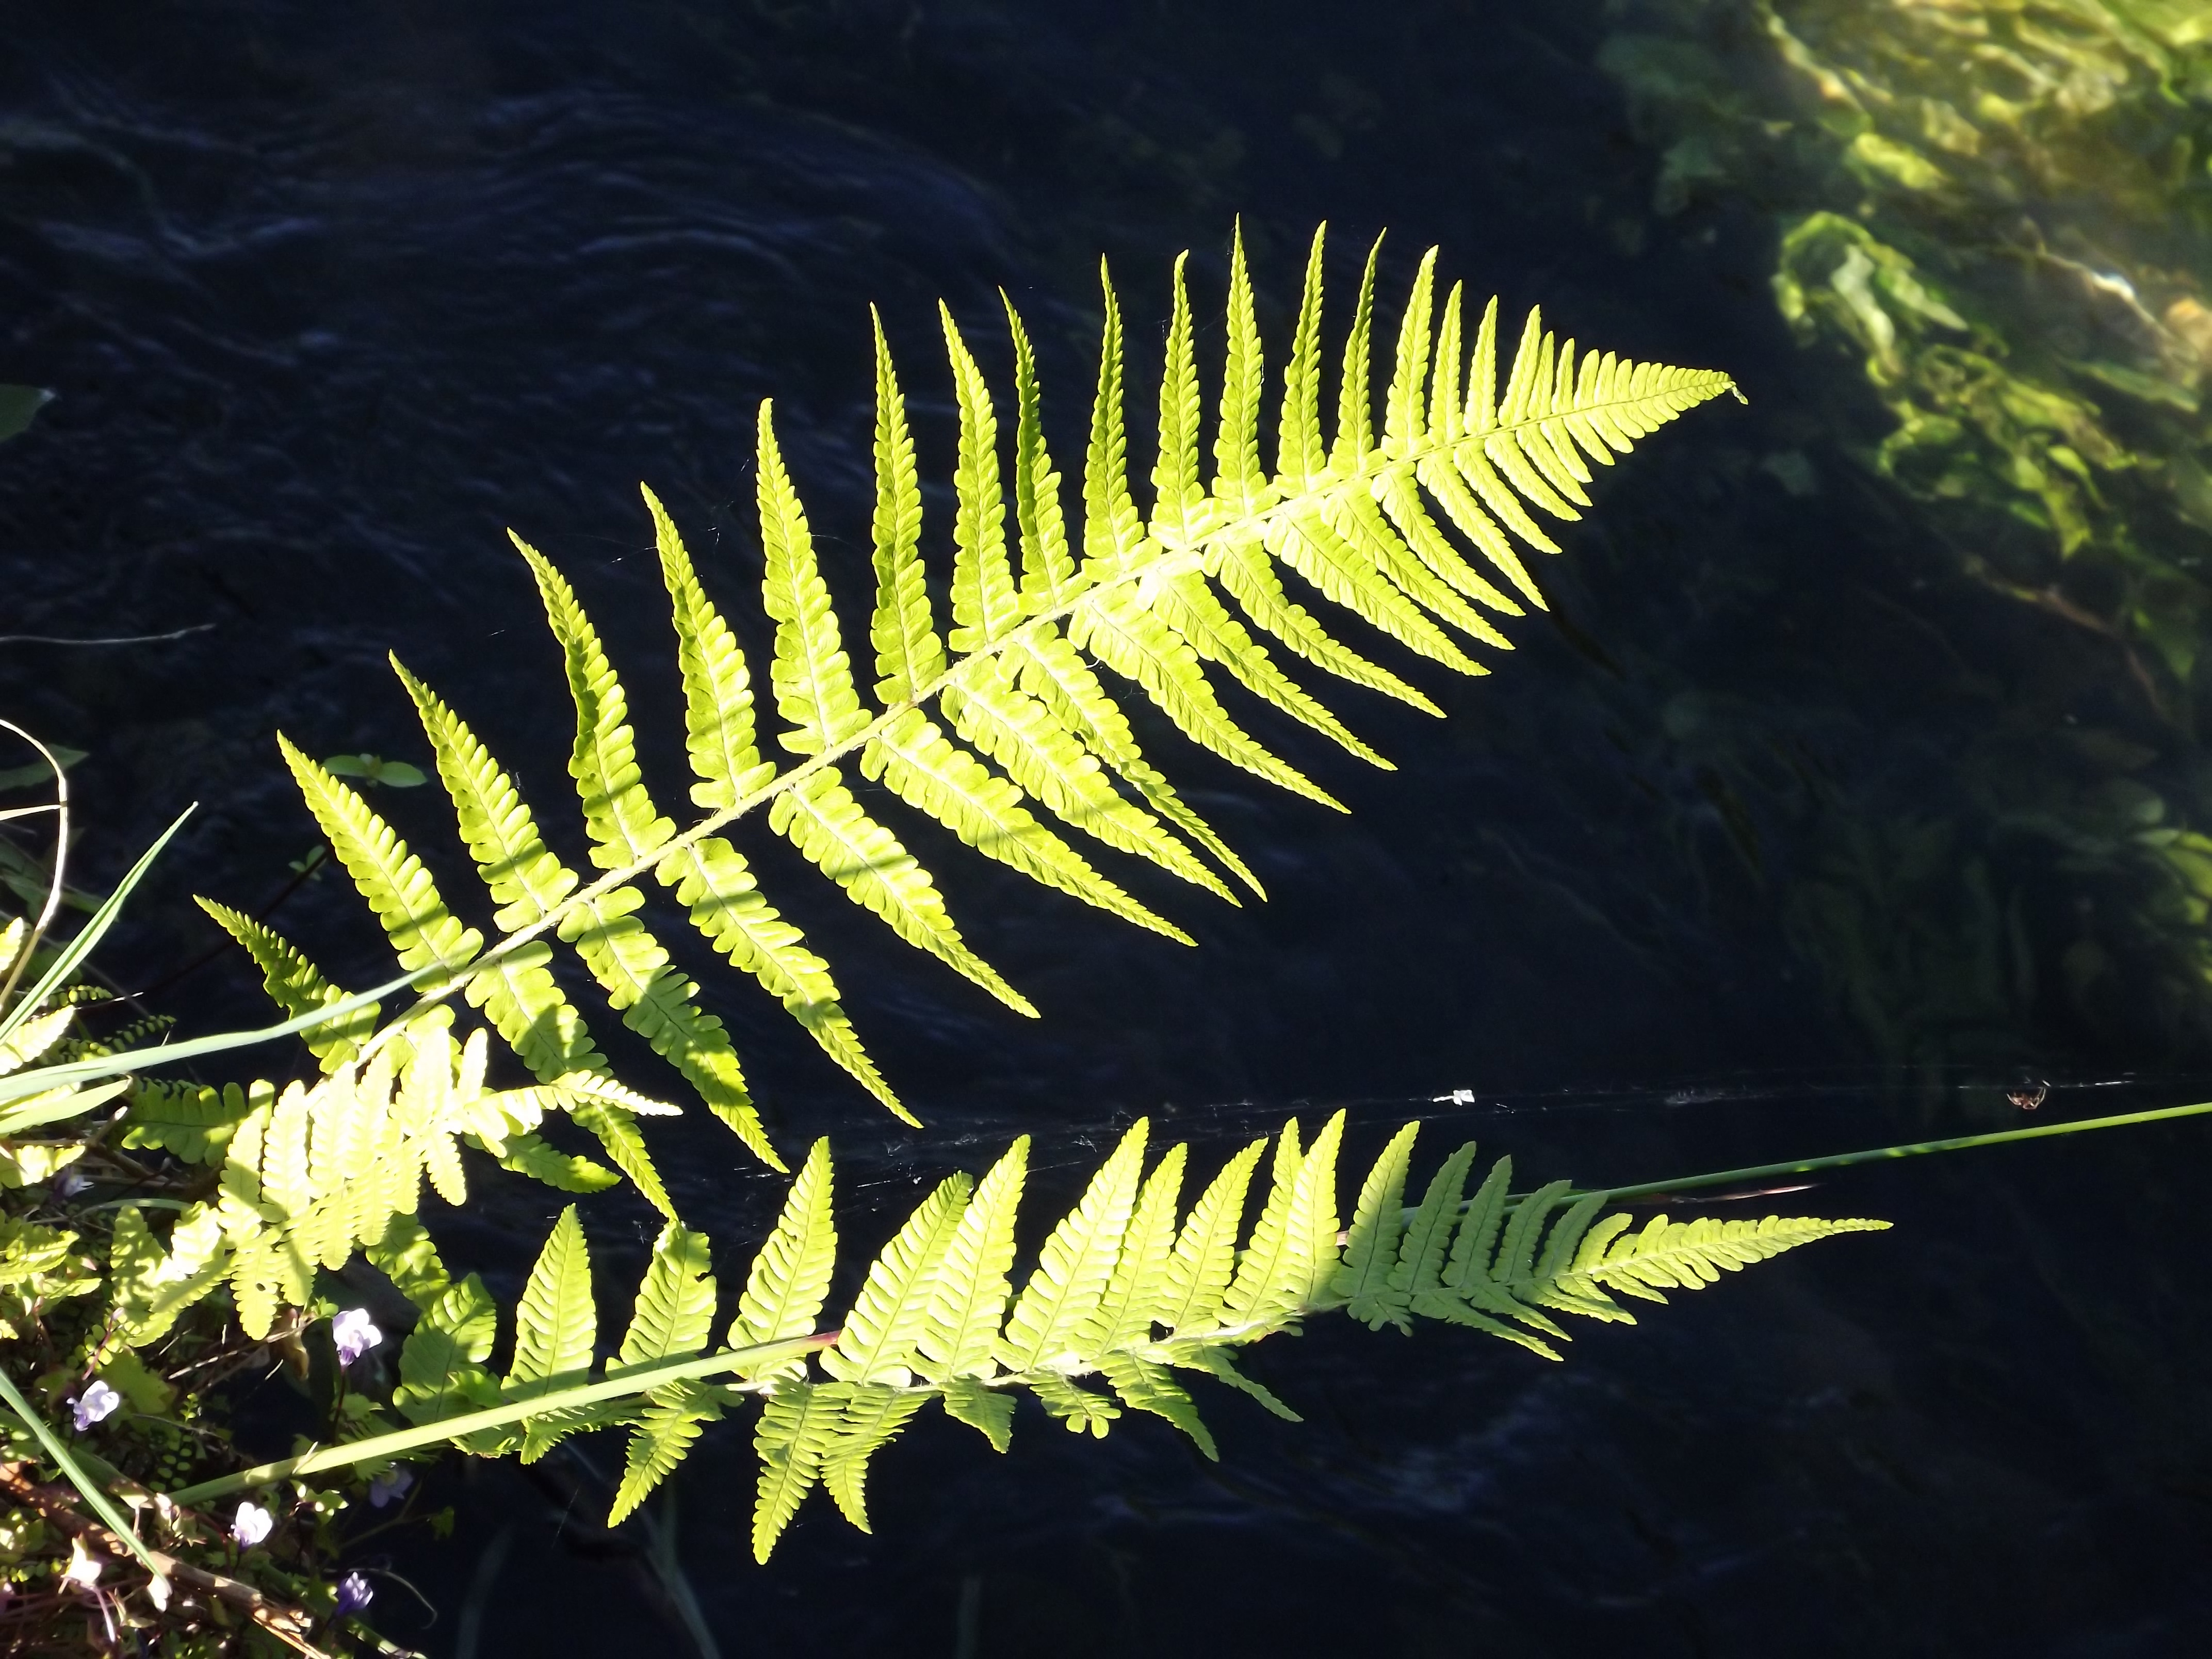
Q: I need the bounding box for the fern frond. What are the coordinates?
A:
[238,219,1737,1190]
[166,1115,1889,1566]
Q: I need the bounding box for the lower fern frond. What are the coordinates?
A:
[156,1112,1886,1564]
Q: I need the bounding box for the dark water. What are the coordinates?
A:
[4,3,2211,1654]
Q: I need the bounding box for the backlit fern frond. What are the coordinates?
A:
[164,1115,1883,1559]
[204,221,1737,1193]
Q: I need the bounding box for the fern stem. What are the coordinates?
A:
[1566,1098,2212,1206]
[160,1331,838,1507]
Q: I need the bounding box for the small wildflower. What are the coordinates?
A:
[331,1308,384,1367]
[53,1166,91,1199]
[367,1467,414,1509]
[334,1571,373,1616]
[231,1501,273,1548]
[70,1380,121,1432]
[61,1536,102,1589]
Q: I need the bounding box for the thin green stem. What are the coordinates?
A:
[0,1366,168,1584]
[162,1331,837,1507]
[1572,1098,2212,1205]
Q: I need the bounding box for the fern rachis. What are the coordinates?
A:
[156,1113,1884,1563]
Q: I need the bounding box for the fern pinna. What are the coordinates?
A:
[171,223,1735,1196]
[161,1113,1884,1557]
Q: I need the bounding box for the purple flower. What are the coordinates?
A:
[334,1571,373,1616]
[231,1501,273,1548]
[53,1167,91,1199]
[331,1308,383,1367]
[69,1381,121,1432]
[367,1467,413,1509]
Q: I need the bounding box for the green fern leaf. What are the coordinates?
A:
[366,1212,452,1311]
[646,486,899,1121]
[753,1380,844,1562]
[1331,1120,1419,1326]
[757,402,871,757]
[942,303,1023,654]
[821,1381,927,1532]
[609,1377,722,1527]
[1166,1344,1302,1422]
[1268,511,1482,678]
[564,1099,677,1219]
[193,902,377,1068]
[1382,246,1438,458]
[391,660,608,1084]
[495,1133,620,1195]
[1082,264,1148,583]
[505,1206,597,1400]
[1330,232,1384,473]
[1390,1137,1479,1301]
[770,767,1033,1016]
[939,1376,1016,1451]
[1210,536,1439,715]
[1158,1136,1265,1336]
[1003,296,1082,615]
[280,735,483,993]
[997,1119,1148,1372]
[1277,224,1331,490]
[1149,568,1389,766]
[121,1079,266,1167]
[1090,1142,1185,1356]
[1221,1117,1306,1328]
[823,1172,971,1386]
[862,704,1188,944]
[1211,221,1275,520]
[917,1136,1029,1385]
[646,484,778,810]
[105,1202,228,1352]
[616,1223,717,1371]
[1069,586,1342,810]
[394,1273,501,1425]
[1151,252,1210,552]
[656,830,900,1127]
[734,1137,836,1364]
[1100,1351,1216,1459]
[1029,1372,1120,1437]
[1568,1212,1892,1302]
[968,642,1235,897]
[866,310,946,703]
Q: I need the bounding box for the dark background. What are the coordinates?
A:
[4,3,2209,1653]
